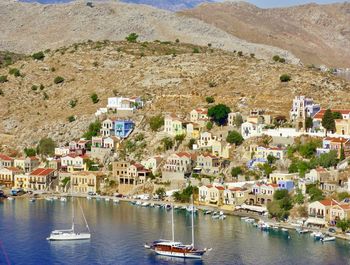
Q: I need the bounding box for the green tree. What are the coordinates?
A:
[332,111,343,120]
[305,117,313,130]
[338,192,350,202]
[24,147,36,157]
[84,158,98,171]
[37,137,56,156]
[9,68,21,77]
[161,137,174,151]
[155,187,166,200]
[175,134,185,143]
[208,104,231,125]
[91,93,99,104]
[234,114,244,127]
[280,74,291,82]
[126,33,139,43]
[67,116,76,122]
[340,143,345,161]
[259,163,275,177]
[317,150,338,168]
[308,186,324,202]
[267,154,277,165]
[322,108,335,135]
[206,121,213,130]
[226,131,244,146]
[69,99,78,108]
[32,51,45,60]
[294,190,305,205]
[273,55,280,62]
[173,185,197,203]
[149,115,164,131]
[188,138,196,150]
[205,96,215,104]
[83,120,101,140]
[336,219,350,232]
[54,76,64,84]
[231,167,243,178]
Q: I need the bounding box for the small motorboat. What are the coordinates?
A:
[296,228,309,234]
[204,210,212,215]
[141,202,150,207]
[60,197,67,202]
[245,218,255,223]
[165,204,172,210]
[113,198,120,204]
[241,216,249,220]
[104,197,110,202]
[86,196,92,200]
[136,201,142,206]
[311,231,323,240]
[45,197,53,202]
[29,198,36,202]
[321,236,336,242]
[7,197,14,201]
[281,228,289,232]
[52,196,58,200]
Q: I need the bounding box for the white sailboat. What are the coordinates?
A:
[145,196,207,259]
[47,181,91,241]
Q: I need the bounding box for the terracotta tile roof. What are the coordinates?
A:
[314,109,350,119]
[30,168,55,176]
[205,185,213,188]
[339,204,350,210]
[216,186,225,191]
[319,199,339,206]
[0,154,14,161]
[194,108,208,114]
[324,137,349,144]
[3,167,22,172]
[176,152,192,158]
[229,187,242,192]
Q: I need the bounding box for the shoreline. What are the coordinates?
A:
[4,193,350,242]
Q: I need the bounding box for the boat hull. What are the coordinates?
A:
[47,233,91,241]
[154,250,204,259]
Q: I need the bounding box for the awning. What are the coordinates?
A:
[240,204,267,213]
[305,217,326,225]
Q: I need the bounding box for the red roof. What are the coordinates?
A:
[205,185,213,188]
[324,137,349,144]
[319,199,339,206]
[176,152,192,158]
[314,109,350,119]
[4,167,22,172]
[30,168,55,176]
[216,186,225,191]
[194,108,208,114]
[0,154,13,161]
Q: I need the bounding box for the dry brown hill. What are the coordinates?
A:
[0,40,349,151]
[180,1,350,68]
[0,0,297,63]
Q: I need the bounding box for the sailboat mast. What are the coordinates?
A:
[71,180,75,231]
[191,195,194,247]
[171,204,175,242]
[79,199,90,233]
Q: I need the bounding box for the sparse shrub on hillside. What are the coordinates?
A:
[0,75,8,83]
[279,57,286,63]
[206,96,215,104]
[208,81,216,88]
[208,43,212,47]
[51,67,56,72]
[206,121,213,130]
[126,33,138,43]
[226,130,244,146]
[31,85,38,91]
[237,51,243,56]
[39,84,45,90]
[67,116,76,122]
[149,115,164,131]
[54,76,64,84]
[273,55,280,62]
[161,137,174,151]
[9,68,21,77]
[93,61,98,67]
[32,51,45,61]
[69,99,78,108]
[193,47,200,54]
[280,74,291,82]
[24,147,36,157]
[43,92,49,100]
[250,53,255,58]
[188,138,196,150]
[83,120,101,140]
[91,93,99,104]
[175,39,180,43]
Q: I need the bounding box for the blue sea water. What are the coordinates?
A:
[1,199,350,265]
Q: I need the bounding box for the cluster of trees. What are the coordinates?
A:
[37,137,56,156]
[208,104,231,126]
[173,185,198,203]
[267,189,293,220]
[149,115,164,131]
[83,121,101,140]
[306,184,324,202]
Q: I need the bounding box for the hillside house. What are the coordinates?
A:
[161,152,195,181]
[107,96,143,112]
[195,154,221,175]
[241,122,264,139]
[164,114,186,136]
[14,157,40,173]
[190,108,208,124]
[61,154,87,172]
[317,137,350,158]
[114,120,134,139]
[54,147,70,157]
[141,156,163,175]
[0,154,14,168]
[100,118,116,137]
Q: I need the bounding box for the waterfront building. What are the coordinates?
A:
[14,168,56,192]
[0,154,14,168]
[198,185,224,205]
[14,156,40,173]
[0,167,22,188]
[307,199,338,225]
[71,171,103,194]
[247,183,278,205]
[113,161,150,190]
[161,152,195,182]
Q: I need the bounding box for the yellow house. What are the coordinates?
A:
[269,172,298,184]
[71,171,103,194]
[14,174,30,190]
[330,204,350,221]
[335,119,350,135]
[164,114,186,136]
[0,167,22,188]
[212,140,232,159]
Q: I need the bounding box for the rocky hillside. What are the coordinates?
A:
[120,0,217,11]
[180,1,350,68]
[0,0,297,63]
[0,40,349,150]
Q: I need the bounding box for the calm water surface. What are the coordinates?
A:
[1,199,350,265]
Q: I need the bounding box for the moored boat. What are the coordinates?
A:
[321,235,335,242]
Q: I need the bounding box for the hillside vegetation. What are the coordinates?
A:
[0,40,349,150]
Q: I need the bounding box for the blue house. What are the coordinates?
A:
[114,120,134,139]
[277,180,294,192]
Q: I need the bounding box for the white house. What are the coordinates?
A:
[198,132,216,148]
[61,154,86,172]
[241,122,264,139]
[141,156,163,174]
[54,147,70,157]
[107,96,143,111]
[190,108,208,123]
